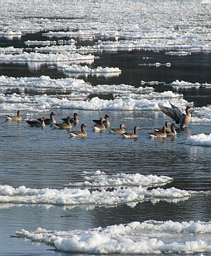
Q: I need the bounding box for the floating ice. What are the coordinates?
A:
[16,220,211,254]
[186,133,211,146]
[170,80,201,90]
[1,0,211,52]
[0,172,202,207]
[65,170,173,188]
[0,52,95,64]
[58,64,122,77]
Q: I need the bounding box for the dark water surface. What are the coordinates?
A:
[1,34,211,255]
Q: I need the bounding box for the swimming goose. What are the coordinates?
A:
[5,110,23,122]
[69,124,88,138]
[122,126,141,139]
[109,124,126,134]
[167,123,177,137]
[93,114,110,128]
[158,103,191,129]
[154,121,171,133]
[54,116,72,129]
[38,112,56,126]
[92,117,106,132]
[148,126,167,138]
[62,113,79,125]
[26,117,46,129]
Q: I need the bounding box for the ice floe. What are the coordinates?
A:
[0,172,204,207]
[186,133,211,146]
[64,170,173,188]
[0,52,95,64]
[58,64,122,77]
[16,220,211,254]
[1,0,211,53]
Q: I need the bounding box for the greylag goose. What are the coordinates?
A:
[158,103,191,129]
[92,117,106,132]
[148,126,167,138]
[93,114,110,128]
[167,123,177,137]
[38,112,56,125]
[109,124,126,134]
[62,113,79,125]
[5,110,23,122]
[122,126,140,139]
[69,124,88,138]
[154,121,171,133]
[53,116,72,129]
[26,117,46,129]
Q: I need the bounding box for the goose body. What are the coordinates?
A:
[122,126,140,139]
[167,123,177,137]
[38,112,56,125]
[63,113,79,125]
[148,126,167,138]
[154,121,171,133]
[5,110,23,122]
[159,103,191,129]
[26,117,46,129]
[54,117,72,129]
[69,124,87,138]
[93,114,110,128]
[109,124,126,134]
[92,117,106,132]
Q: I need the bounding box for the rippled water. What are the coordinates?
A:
[1,34,211,255]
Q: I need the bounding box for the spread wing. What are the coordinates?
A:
[158,104,183,124]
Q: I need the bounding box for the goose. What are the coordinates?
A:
[159,103,191,129]
[148,126,167,138]
[62,113,79,125]
[93,114,110,128]
[26,117,46,129]
[122,126,141,139]
[92,117,106,132]
[154,121,171,133]
[5,110,23,122]
[69,124,88,138]
[38,112,56,126]
[109,124,126,134]
[167,123,177,137]
[53,116,72,129]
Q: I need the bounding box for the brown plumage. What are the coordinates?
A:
[69,124,88,138]
[62,113,79,125]
[93,114,110,128]
[167,123,177,137]
[122,126,141,139]
[92,117,106,132]
[26,117,46,129]
[53,116,72,129]
[148,126,167,138]
[5,110,23,122]
[154,121,171,133]
[38,112,56,126]
[109,124,126,134]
